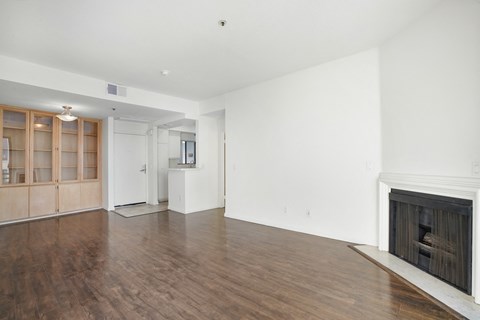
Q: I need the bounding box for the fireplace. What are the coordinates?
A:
[389,189,472,294]
[378,172,480,304]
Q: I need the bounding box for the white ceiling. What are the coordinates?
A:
[0,80,180,121]
[0,0,441,101]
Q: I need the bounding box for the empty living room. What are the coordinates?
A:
[0,0,479,319]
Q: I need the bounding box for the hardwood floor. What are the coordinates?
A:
[0,209,460,319]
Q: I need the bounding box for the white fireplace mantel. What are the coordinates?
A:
[378,172,480,304]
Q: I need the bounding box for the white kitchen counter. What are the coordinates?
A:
[168,168,204,214]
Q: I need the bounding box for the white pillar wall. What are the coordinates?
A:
[167,116,221,213]
[146,125,158,205]
[378,173,480,303]
[102,116,115,211]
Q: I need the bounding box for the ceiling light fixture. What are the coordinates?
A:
[56,106,78,122]
[161,70,170,76]
[218,19,227,27]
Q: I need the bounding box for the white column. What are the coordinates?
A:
[146,125,158,205]
[378,181,391,251]
[102,116,115,211]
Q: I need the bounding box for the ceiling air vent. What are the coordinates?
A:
[106,83,127,97]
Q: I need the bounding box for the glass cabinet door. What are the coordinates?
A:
[60,120,79,181]
[83,120,98,180]
[31,113,54,183]
[1,109,28,185]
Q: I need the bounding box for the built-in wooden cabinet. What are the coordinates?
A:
[0,105,102,223]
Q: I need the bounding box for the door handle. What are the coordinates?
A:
[140,164,146,173]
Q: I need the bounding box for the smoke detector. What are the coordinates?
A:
[218,20,227,27]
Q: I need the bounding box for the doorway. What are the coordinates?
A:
[114,133,147,206]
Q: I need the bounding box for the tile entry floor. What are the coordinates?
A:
[113,202,168,218]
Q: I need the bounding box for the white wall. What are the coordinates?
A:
[146,125,158,205]
[186,116,221,211]
[380,0,480,177]
[225,49,382,245]
[114,120,148,135]
[102,116,114,211]
[218,115,225,208]
[157,129,169,202]
[172,125,196,133]
[168,131,181,165]
[199,95,226,115]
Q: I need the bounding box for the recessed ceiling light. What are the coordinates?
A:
[161,70,170,76]
[218,20,227,27]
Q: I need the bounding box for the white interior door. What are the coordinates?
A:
[114,133,147,206]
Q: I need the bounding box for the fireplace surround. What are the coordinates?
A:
[378,173,480,304]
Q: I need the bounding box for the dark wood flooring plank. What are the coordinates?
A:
[0,209,462,320]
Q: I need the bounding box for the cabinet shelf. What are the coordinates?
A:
[34,128,53,133]
[6,148,25,151]
[3,125,26,130]
[61,150,78,153]
[61,131,78,135]
[34,149,52,152]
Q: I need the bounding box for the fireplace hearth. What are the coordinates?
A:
[389,189,472,294]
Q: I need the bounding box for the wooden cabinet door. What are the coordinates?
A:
[31,112,56,184]
[59,183,82,213]
[1,107,28,186]
[0,187,29,221]
[82,120,100,180]
[29,185,56,217]
[81,181,101,209]
[59,120,80,182]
